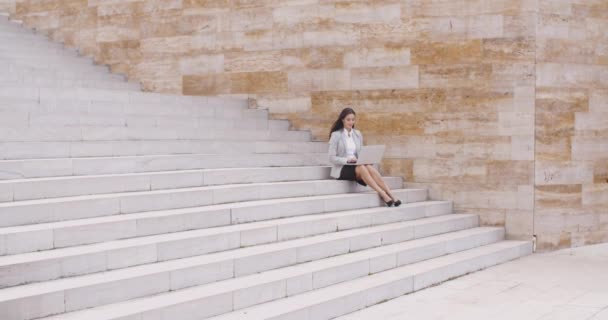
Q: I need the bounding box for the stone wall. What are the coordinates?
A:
[534,1,608,249]
[0,0,15,14]
[11,0,608,251]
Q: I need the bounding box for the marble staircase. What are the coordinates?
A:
[0,12,533,320]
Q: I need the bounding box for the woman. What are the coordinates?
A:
[327,107,402,207]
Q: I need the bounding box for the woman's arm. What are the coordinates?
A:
[328,132,348,165]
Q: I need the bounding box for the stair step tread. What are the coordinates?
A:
[0,193,437,266]
[34,240,530,320]
[0,226,497,302]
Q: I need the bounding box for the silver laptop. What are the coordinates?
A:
[345,145,386,165]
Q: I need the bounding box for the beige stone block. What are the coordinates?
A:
[230,7,273,31]
[571,229,608,248]
[224,51,282,73]
[230,71,288,94]
[498,112,534,136]
[358,20,419,45]
[511,135,534,161]
[453,188,519,210]
[344,47,411,68]
[535,184,583,214]
[514,86,535,112]
[411,40,482,65]
[467,14,503,39]
[288,69,351,92]
[503,13,537,38]
[505,209,534,240]
[491,62,536,87]
[142,0,182,13]
[97,2,142,17]
[183,74,231,95]
[536,88,589,113]
[335,3,401,24]
[97,24,140,43]
[482,38,535,62]
[140,36,199,57]
[240,30,274,51]
[487,161,534,185]
[272,4,334,26]
[272,30,304,50]
[179,54,224,75]
[594,160,608,184]
[536,161,595,185]
[582,183,608,208]
[420,64,491,88]
[535,231,572,251]
[539,0,572,15]
[283,48,345,70]
[537,13,571,39]
[257,96,312,113]
[537,38,597,65]
[462,137,512,161]
[572,136,608,161]
[590,91,608,114]
[517,185,534,210]
[575,112,608,131]
[471,208,505,227]
[418,17,468,40]
[537,63,605,88]
[351,66,419,90]
[302,30,360,47]
[412,159,487,184]
[0,0,16,14]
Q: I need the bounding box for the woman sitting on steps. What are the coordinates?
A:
[327,107,402,207]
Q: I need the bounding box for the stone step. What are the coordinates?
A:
[0,56,95,67]
[0,77,140,91]
[0,110,285,130]
[0,127,311,142]
[0,87,246,107]
[4,61,110,74]
[4,66,125,81]
[0,110,274,131]
[0,102,256,123]
[0,188,429,255]
[0,206,464,296]
[21,231,525,320]
[0,139,327,160]
[0,190,423,288]
[0,38,65,50]
[0,178,406,227]
[0,152,328,180]
[0,165,331,203]
[206,241,532,320]
[0,47,79,57]
[0,218,493,320]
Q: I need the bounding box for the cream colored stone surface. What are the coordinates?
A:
[0,0,15,14]
[10,0,608,251]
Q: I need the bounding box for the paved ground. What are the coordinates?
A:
[337,242,608,320]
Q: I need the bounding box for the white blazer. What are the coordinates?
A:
[327,129,362,179]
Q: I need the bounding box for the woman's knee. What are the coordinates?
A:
[356,165,368,177]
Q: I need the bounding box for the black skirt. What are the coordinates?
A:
[338,165,367,187]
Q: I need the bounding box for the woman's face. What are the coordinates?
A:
[342,113,356,130]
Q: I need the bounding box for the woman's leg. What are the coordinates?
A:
[365,164,398,200]
[355,165,392,202]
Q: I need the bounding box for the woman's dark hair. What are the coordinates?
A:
[329,107,356,138]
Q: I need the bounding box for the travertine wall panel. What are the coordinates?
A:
[0,0,15,13]
[534,0,608,250]
[10,0,608,251]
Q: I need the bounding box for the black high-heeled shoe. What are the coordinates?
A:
[393,199,402,207]
[383,198,394,207]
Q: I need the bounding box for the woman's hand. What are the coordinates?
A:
[347,156,357,163]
